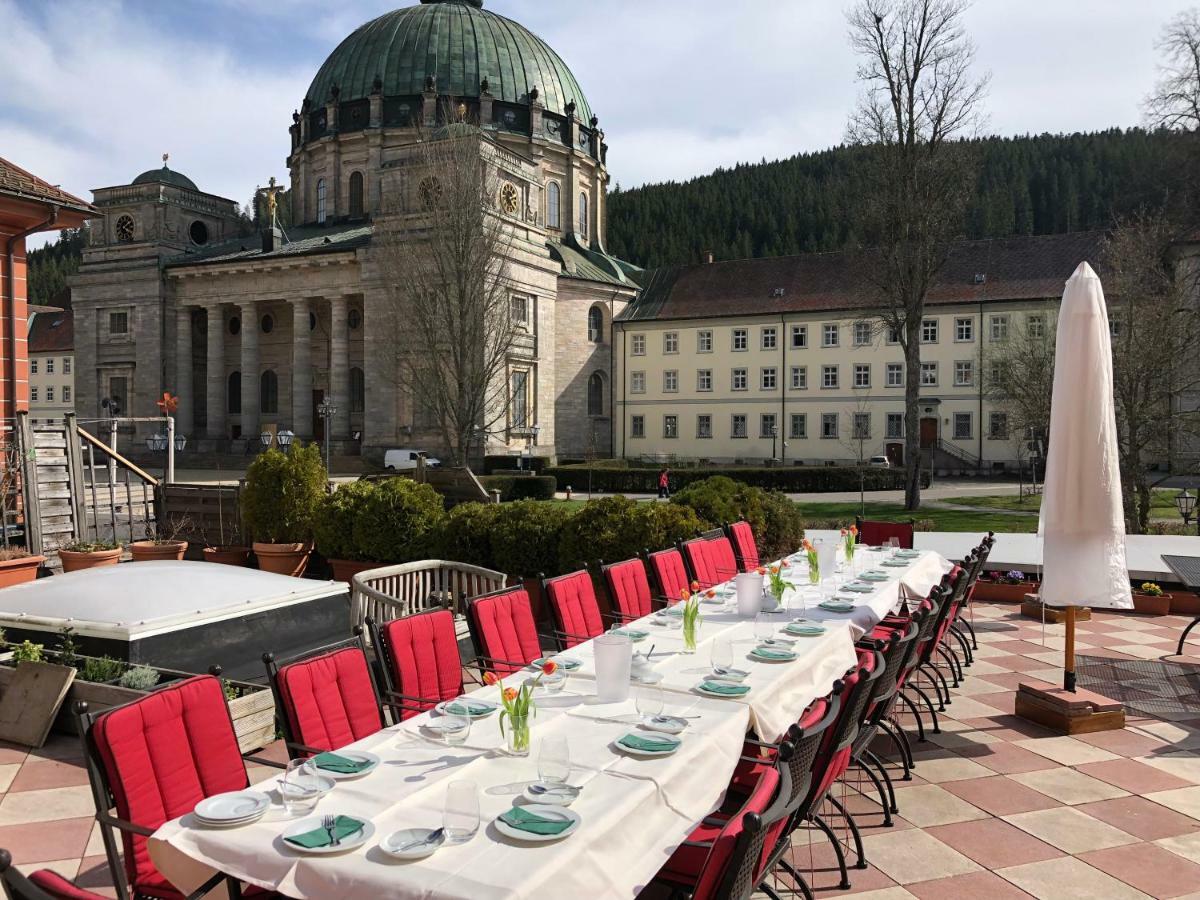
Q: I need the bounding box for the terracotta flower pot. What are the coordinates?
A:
[59,547,123,573]
[252,542,311,577]
[0,554,45,588]
[1132,592,1172,616]
[974,580,1039,604]
[129,540,188,562]
[203,546,251,567]
[328,558,378,585]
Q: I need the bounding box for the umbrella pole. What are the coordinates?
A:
[1064,605,1077,693]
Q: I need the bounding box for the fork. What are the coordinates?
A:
[322,814,340,847]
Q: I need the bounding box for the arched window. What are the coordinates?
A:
[587,305,603,343]
[578,191,588,238]
[316,178,327,225]
[227,371,241,414]
[546,181,560,229]
[350,367,365,413]
[260,370,278,414]
[348,172,364,219]
[587,371,605,416]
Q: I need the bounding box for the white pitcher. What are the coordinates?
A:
[735,572,763,617]
[594,632,632,702]
[816,541,837,583]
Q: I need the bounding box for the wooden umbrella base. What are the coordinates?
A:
[1020,594,1091,623]
[1015,680,1125,735]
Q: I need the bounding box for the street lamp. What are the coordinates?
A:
[260,431,273,449]
[523,424,540,471]
[770,425,778,463]
[277,430,295,450]
[1176,489,1198,535]
[316,400,336,475]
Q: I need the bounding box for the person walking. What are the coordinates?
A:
[658,467,671,500]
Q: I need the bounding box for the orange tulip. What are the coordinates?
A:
[680,588,691,601]
[541,660,559,676]
[690,580,700,592]
[770,564,780,574]
[503,687,519,702]
[849,525,858,535]
[705,588,716,598]
[483,672,499,686]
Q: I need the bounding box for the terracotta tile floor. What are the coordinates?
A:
[2,602,1199,899]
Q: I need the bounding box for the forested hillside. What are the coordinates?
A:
[27,228,86,306]
[607,129,1187,268]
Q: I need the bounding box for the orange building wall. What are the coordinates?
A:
[0,222,30,439]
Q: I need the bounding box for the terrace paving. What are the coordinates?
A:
[2,601,1198,899]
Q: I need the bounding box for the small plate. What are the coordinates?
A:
[643,714,688,735]
[785,622,826,637]
[379,827,446,861]
[194,790,270,825]
[282,815,375,855]
[749,646,798,663]
[523,782,581,805]
[435,698,498,719]
[311,750,381,780]
[494,804,581,843]
[422,718,470,736]
[630,670,664,685]
[532,656,581,671]
[615,732,682,757]
[696,681,751,698]
[819,601,855,613]
[708,667,749,682]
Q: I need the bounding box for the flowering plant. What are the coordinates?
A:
[803,539,819,584]
[1138,582,1165,596]
[992,570,1027,585]
[766,563,794,604]
[679,588,702,652]
[483,660,558,754]
[841,525,858,563]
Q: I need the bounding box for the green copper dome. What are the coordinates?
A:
[132,164,197,192]
[304,0,592,123]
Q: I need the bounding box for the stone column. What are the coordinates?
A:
[174,307,193,437]
[330,296,351,440]
[239,300,260,440]
[205,305,225,439]
[292,299,313,438]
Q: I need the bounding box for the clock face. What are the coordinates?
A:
[500,182,519,215]
[115,215,135,242]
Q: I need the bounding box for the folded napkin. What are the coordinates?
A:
[819,601,854,612]
[612,629,649,639]
[860,572,889,581]
[700,680,750,695]
[498,806,574,835]
[445,699,494,716]
[786,623,825,635]
[842,583,874,593]
[284,815,364,849]
[753,646,796,660]
[619,733,681,753]
[312,752,371,774]
[882,559,909,567]
[896,550,921,558]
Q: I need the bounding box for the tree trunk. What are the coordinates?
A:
[903,324,923,511]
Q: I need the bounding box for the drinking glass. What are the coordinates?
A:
[538,736,571,784]
[888,537,901,557]
[636,684,664,724]
[443,780,480,843]
[754,613,775,644]
[281,759,321,816]
[711,635,734,672]
[441,713,471,746]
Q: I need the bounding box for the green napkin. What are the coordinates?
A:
[842,583,874,593]
[882,559,909,567]
[284,815,365,849]
[786,623,825,636]
[312,752,371,774]
[753,646,796,660]
[860,572,889,581]
[700,681,750,696]
[819,601,854,612]
[499,806,574,835]
[619,733,681,753]
[612,629,649,640]
[445,700,494,716]
[896,550,921,558]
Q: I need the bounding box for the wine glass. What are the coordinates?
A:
[443,780,480,844]
[636,684,664,724]
[281,759,321,816]
[538,736,571,785]
[888,537,901,558]
[711,635,734,673]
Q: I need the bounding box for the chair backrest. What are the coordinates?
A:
[681,537,721,589]
[2,849,107,900]
[544,570,605,648]
[647,547,690,605]
[708,535,739,583]
[369,609,463,720]
[727,520,760,572]
[803,652,881,810]
[855,517,915,549]
[265,642,384,753]
[603,558,654,621]
[695,760,789,900]
[464,584,543,675]
[781,695,839,828]
[78,676,248,899]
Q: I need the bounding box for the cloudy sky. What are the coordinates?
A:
[1,0,1193,241]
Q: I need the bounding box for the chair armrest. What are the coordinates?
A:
[98,811,156,838]
[472,654,535,674]
[240,751,286,770]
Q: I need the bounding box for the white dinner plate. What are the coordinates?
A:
[614,732,682,757]
[435,698,498,719]
[708,667,749,683]
[421,718,469,736]
[818,601,855,613]
[630,670,664,685]
[282,815,376,855]
[310,750,381,781]
[696,681,752,699]
[194,790,270,825]
[522,782,581,805]
[643,714,688,735]
[749,646,798,663]
[494,804,581,843]
[785,622,826,637]
[379,827,445,860]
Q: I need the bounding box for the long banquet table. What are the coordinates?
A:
[149,547,951,899]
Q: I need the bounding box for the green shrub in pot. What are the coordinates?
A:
[352,478,446,564]
[313,480,377,562]
[241,444,327,544]
[118,665,160,691]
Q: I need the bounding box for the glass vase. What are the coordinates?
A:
[808,560,820,585]
[681,617,698,653]
[503,712,531,756]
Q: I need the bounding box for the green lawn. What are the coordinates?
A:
[791,500,1037,534]
[953,489,1181,515]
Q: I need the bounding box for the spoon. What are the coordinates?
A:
[529,783,581,797]
[395,827,445,852]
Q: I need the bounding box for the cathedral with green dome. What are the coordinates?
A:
[70,0,638,462]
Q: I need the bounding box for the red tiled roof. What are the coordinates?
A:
[0,156,95,216]
[28,308,74,353]
[623,231,1108,322]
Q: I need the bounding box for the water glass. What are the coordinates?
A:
[754,613,775,643]
[441,714,471,746]
[711,635,734,672]
[443,780,480,843]
[636,684,664,723]
[281,759,321,816]
[888,537,901,557]
[538,736,571,784]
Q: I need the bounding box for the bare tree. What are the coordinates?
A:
[986,307,1056,453]
[846,0,989,509]
[374,123,522,465]
[1146,8,1200,132]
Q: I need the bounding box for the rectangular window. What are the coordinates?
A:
[664,332,679,354]
[920,362,938,386]
[46,358,54,374]
[631,415,645,438]
[761,327,777,350]
[732,328,748,351]
[108,311,128,335]
[852,412,870,440]
[663,415,678,438]
[697,330,713,353]
[853,322,872,346]
[1109,318,1121,338]
[631,334,646,356]
[63,386,71,402]
[822,324,839,347]
[697,369,712,391]
[697,414,712,439]
[760,413,777,439]
[953,412,972,440]
[791,325,808,349]
[954,360,974,387]
[760,367,777,390]
[630,371,646,394]
[29,359,37,375]
[63,357,71,374]
[790,413,807,439]
[955,317,974,342]
[988,412,1009,440]
[886,363,903,387]
[46,387,54,402]
[854,364,871,388]
[988,362,1003,388]
[732,368,748,391]
[510,295,528,327]
[663,370,679,393]
[886,412,903,439]
[731,414,748,438]
[886,327,900,344]
[821,413,838,439]
[791,365,807,390]
[510,370,529,429]
[30,388,37,402]
[990,315,1009,341]
[921,318,938,344]
[1028,314,1044,339]
[822,365,839,389]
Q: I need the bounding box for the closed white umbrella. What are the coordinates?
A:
[1039,261,1133,692]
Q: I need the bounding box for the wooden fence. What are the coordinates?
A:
[160,483,244,548]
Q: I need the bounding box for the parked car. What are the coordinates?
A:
[383,448,441,471]
[868,455,891,468]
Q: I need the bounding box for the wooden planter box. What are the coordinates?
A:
[976,580,1040,604]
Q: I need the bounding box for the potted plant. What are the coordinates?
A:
[974,569,1039,603]
[202,481,250,567]
[129,515,190,562]
[240,443,327,576]
[59,539,122,573]
[312,480,379,583]
[1132,581,1172,616]
[0,547,45,588]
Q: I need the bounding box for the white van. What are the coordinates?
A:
[383,449,441,471]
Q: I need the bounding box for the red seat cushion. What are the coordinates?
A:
[649,549,690,605]
[90,676,248,899]
[709,536,739,583]
[857,519,914,549]
[276,647,383,752]
[546,571,605,647]
[604,559,654,620]
[470,587,542,675]
[29,870,109,900]
[382,610,463,720]
[683,540,720,589]
[729,521,760,571]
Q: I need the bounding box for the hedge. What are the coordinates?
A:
[544,464,927,494]
[351,478,446,564]
[557,497,706,573]
[477,474,557,501]
[482,455,549,474]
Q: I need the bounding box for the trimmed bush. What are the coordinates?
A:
[478,474,557,502]
[240,444,327,543]
[490,500,574,579]
[433,502,502,571]
[558,496,659,573]
[672,476,806,562]
[757,489,807,560]
[544,464,924,494]
[313,481,376,561]
[644,502,709,555]
[483,455,549,474]
[352,478,446,564]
